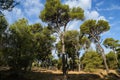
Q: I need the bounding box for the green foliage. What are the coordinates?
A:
[80,19,110,42]
[104,38,120,68]
[51,59,58,67]
[69,7,84,20]
[106,51,117,69]
[81,50,103,72]
[97,20,110,33]
[0,16,8,66]
[1,18,55,71]
[40,0,69,29]
[0,0,19,10]
[116,48,120,68]
[31,26,55,61]
[80,19,110,73]
[28,23,56,68]
[103,38,120,49]
[64,30,80,57]
[0,16,8,34]
[0,51,4,66]
[40,0,84,75]
[56,30,91,70]
[64,30,80,70]
[79,36,90,50]
[117,52,120,67]
[4,18,34,70]
[80,20,96,34]
[57,58,62,70]
[40,0,84,31]
[56,30,90,70]
[57,30,80,57]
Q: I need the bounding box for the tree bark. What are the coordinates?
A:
[90,33,109,74]
[78,60,81,71]
[61,31,67,76]
[97,43,109,74]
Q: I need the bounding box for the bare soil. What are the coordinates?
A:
[0,67,120,80]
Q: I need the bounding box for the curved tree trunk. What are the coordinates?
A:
[97,42,109,74]
[90,33,109,74]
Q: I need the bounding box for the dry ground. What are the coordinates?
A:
[0,67,120,80]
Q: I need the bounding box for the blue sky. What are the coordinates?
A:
[2,0,120,54]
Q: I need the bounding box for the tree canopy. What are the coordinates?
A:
[80,20,110,42]
[103,38,120,50]
[106,51,117,69]
[0,0,19,11]
[0,0,120,80]
[104,38,120,68]
[40,0,84,32]
[80,19,110,73]
[40,0,84,76]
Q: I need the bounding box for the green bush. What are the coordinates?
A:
[81,50,103,72]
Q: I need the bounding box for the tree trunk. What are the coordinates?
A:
[61,32,67,76]
[62,32,65,54]
[78,61,81,71]
[97,43,109,74]
[90,33,109,74]
[78,52,81,72]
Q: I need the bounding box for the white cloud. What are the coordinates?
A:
[85,10,106,20]
[91,42,96,50]
[3,7,25,24]
[67,20,81,30]
[23,0,44,16]
[98,16,106,20]
[64,0,91,10]
[3,0,44,24]
[85,10,99,19]
[108,17,114,20]
[97,5,120,11]
[64,0,106,31]
[96,1,104,6]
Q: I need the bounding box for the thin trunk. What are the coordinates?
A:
[62,32,65,54]
[28,60,32,71]
[78,63,80,71]
[97,43,109,74]
[90,33,109,74]
[61,25,68,79]
[75,45,80,71]
[78,52,81,72]
[62,31,66,76]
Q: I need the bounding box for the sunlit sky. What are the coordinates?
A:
[2,0,120,55]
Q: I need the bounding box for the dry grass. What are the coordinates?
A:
[29,68,120,80]
[0,67,120,80]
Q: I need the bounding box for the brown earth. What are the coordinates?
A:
[0,67,120,80]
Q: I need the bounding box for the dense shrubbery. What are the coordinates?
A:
[81,50,103,72]
[0,18,55,71]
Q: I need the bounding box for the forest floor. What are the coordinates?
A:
[0,67,120,80]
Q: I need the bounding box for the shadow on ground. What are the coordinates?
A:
[0,70,120,80]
